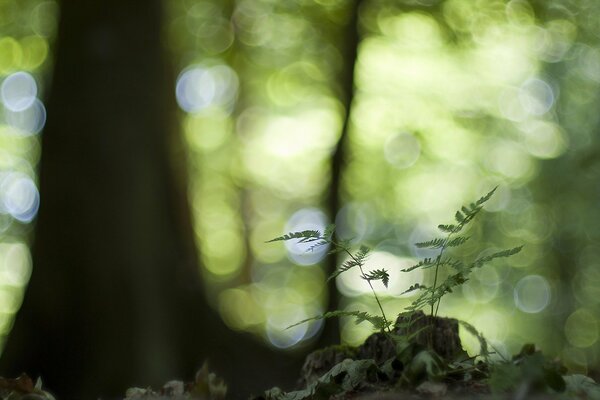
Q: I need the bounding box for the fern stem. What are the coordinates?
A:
[431,233,452,317]
[338,244,391,332]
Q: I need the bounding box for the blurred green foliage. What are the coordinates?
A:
[3,0,600,378]
[0,0,57,349]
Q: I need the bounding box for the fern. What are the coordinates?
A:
[266,230,322,243]
[406,186,521,316]
[415,238,446,249]
[362,269,390,288]
[286,310,392,332]
[269,227,391,332]
[268,186,521,336]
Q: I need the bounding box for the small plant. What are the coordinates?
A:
[268,187,522,333]
[261,188,600,400]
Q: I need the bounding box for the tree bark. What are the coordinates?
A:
[321,0,364,348]
[0,0,301,398]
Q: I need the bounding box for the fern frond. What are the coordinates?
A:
[476,186,498,207]
[440,272,467,291]
[323,224,336,240]
[406,290,433,311]
[471,246,523,269]
[400,283,425,296]
[362,269,390,288]
[356,245,370,262]
[307,240,329,252]
[352,311,392,331]
[286,310,391,331]
[327,238,353,255]
[401,258,434,272]
[328,246,369,281]
[327,259,358,281]
[442,257,465,271]
[415,238,446,249]
[459,320,490,360]
[455,210,466,224]
[266,230,321,243]
[438,224,457,233]
[447,236,470,247]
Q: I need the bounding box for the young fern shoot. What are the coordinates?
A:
[268,228,393,332]
[402,187,523,316]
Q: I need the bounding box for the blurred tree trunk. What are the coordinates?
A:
[321,0,363,346]
[0,0,301,398]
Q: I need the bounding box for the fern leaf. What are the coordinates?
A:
[447,236,470,247]
[352,311,391,330]
[401,258,434,272]
[415,238,446,249]
[441,257,465,271]
[406,290,434,311]
[266,230,321,243]
[459,320,489,359]
[307,240,329,252]
[285,310,351,329]
[362,269,390,288]
[356,245,370,262]
[471,246,523,269]
[438,224,457,233]
[287,310,390,331]
[455,211,466,223]
[439,272,467,293]
[475,186,498,207]
[400,283,425,296]
[323,224,336,240]
[327,259,358,281]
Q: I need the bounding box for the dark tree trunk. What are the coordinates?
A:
[321,0,363,347]
[0,0,301,398]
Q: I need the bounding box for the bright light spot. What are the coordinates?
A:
[505,0,535,27]
[340,303,379,346]
[202,228,244,276]
[518,78,554,116]
[536,20,576,63]
[218,288,262,329]
[0,173,40,223]
[461,311,508,356]
[579,46,600,83]
[175,64,238,113]
[564,309,598,349]
[519,120,567,159]
[513,274,551,313]
[284,208,328,266]
[480,184,511,212]
[0,243,31,287]
[409,224,439,259]
[5,99,46,135]
[378,13,443,49]
[334,202,372,243]
[384,132,421,169]
[256,107,341,158]
[487,140,533,179]
[1,72,38,112]
[265,306,313,349]
[336,251,423,297]
[462,266,501,304]
[498,87,528,122]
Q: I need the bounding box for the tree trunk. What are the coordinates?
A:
[0,0,301,398]
[321,0,363,348]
